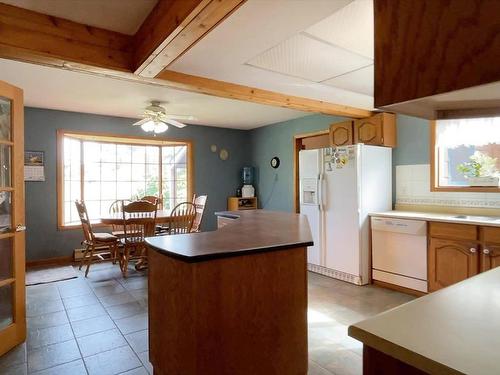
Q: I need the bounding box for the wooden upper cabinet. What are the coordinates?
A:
[428,238,479,292]
[329,121,353,147]
[374,0,500,119]
[353,113,396,147]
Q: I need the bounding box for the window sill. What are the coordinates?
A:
[58,223,110,231]
[431,186,500,193]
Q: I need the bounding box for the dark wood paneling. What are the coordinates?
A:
[148,246,308,375]
[374,0,500,107]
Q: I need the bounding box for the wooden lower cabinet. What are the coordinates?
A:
[480,244,500,272]
[428,238,478,292]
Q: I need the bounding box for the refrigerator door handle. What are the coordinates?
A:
[317,174,323,210]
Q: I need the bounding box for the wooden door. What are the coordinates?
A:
[354,115,383,145]
[428,238,478,292]
[0,80,25,356]
[329,121,353,146]
[480,245,500,272]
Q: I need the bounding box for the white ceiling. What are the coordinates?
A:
[0,59,307,129]
[171,0,375,109]
[0,0,157,35]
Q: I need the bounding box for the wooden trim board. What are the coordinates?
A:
[26,255,74,269]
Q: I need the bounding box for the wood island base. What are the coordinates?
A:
[148,246,308,375]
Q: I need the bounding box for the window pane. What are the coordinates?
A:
[162,180,173,201]
[117,182,131,199]
[0,237,13,281]
[0,284,13,330]
[175,164,186,181]
[101,143,116,163]
[101,182,117,200]
[100,200,115,216]
[0,145,11,187]
[146,164,159,180]
[84,142,100,163]
[117,163,131,181]
[146,146,159,164]
[85,201,100,220]
[101,163,116,182]
[174,146,187,164]
[131,181,145,199]
[84,163,100,181]
[0,98,11,141]
[132,146,145,164]
[162,164,174,180]
[0,191,11,233]
[84,181,101,200]
[117,145,132,163]
[162,146,175,163]
[176,180,187,200]
[131,164,145,181]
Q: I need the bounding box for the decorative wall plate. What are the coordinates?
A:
[210,144,217,153]
[219,149,229,160]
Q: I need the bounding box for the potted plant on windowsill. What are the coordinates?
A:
[457,151,500,187]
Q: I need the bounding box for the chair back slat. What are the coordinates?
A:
[168,202,196,235]
[75,200,94,242]
[191,195,208,232]
[122,200,158,244]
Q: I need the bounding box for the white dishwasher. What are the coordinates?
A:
[371,217,428,292]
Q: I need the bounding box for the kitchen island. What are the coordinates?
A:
[348,267,500,374]
[145,210,313,375]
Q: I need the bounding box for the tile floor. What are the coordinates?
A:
[0,263,414,375]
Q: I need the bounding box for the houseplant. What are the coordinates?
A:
[457,151,500,187]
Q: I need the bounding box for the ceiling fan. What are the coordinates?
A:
[133,101,195,134]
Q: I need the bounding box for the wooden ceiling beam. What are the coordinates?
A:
[156,70,373,118]
[0,3,373,119]
[133,0,246,77]
[0,3,133,71]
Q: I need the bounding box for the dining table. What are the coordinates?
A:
[99,209,175,271]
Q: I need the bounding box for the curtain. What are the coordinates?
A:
[436,117,500,148]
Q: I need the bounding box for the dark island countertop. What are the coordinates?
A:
[145,210,313,262]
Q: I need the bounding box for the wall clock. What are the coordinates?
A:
[270,156,280,169]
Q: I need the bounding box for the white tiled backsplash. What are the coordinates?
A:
[396,164,500,208]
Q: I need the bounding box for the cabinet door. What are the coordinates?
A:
[480,245,500,272]
[428,238,478,292]
[354,116,383,145]
[329,121,353,147]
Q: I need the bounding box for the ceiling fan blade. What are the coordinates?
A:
[163,118,187,128]
[132,118,150,126]
[160,114,196,121]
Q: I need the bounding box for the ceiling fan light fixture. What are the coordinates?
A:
[140,120,155,132]
[153,122,168,134]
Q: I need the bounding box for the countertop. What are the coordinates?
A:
[370,210,500,227]
[145,210,313,262]
[348,267,500,374]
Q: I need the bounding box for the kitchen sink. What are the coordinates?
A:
[452,215,500,221]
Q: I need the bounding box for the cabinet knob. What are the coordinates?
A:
[484,248,490,255]
[470,247,477,253]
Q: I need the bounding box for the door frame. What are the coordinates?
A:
[0,80,25,356]
[293,129,329,214]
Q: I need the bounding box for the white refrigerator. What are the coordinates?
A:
[299,144,392,285]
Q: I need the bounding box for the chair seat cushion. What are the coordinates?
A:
[94,232,118,242]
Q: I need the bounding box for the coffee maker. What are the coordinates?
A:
[241,166,255,198]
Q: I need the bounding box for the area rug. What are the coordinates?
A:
[26,265,77,286]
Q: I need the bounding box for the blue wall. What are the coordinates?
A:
[248,113,430,212]
[25,108,249,261]
[24,108,429,261]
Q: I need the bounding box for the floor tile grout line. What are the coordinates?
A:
[79,267,147,373]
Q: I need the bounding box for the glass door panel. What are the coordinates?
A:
[0,82,25,357]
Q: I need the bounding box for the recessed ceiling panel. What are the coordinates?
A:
[247,33,372,82]
[305,0,374,59]
[322,65,374,96]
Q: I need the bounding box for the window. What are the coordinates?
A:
[431,117,500,191]
[58,130,192,228]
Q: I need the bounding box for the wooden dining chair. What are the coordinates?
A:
[109,199,131,238]
[167,202,197,235]
[120,200,158,277]
[191,195,208,232]
[140,195,163,209]
[75,200,120,277]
